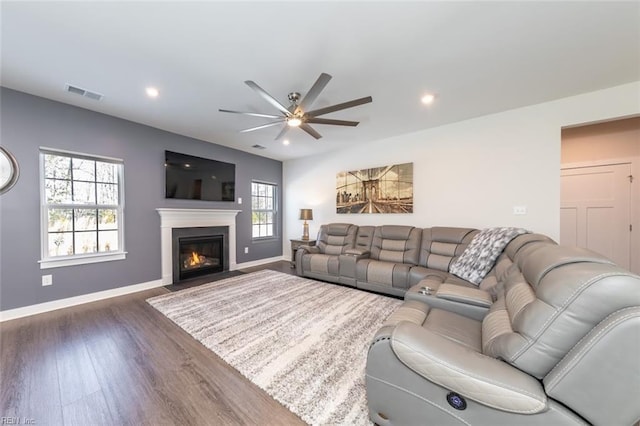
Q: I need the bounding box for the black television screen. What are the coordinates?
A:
[165,151,235,202]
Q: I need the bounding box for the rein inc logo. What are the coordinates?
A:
[1,418,35,425]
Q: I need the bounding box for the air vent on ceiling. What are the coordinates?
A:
[65,84,104,101]
[252,144,267,150]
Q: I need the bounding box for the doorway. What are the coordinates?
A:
[560,163,632,269]
[560,117,639,274]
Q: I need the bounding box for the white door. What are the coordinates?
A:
[560,163,632,269]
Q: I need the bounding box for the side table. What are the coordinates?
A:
[290,239,316,268]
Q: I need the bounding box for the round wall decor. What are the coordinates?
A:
[0,146,20,194]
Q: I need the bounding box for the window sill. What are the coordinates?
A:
[251,237,280,244]
[39,252,127,269]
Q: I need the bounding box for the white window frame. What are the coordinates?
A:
[251,181,278,240]
[39,147,126,269]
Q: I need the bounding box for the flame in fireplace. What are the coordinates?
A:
[188,251,204,267]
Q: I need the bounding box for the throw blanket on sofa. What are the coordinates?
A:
[450,227,530,285]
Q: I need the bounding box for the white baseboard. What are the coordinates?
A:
[1,256,288,322]
[0,279,165,322]
[235,255,287,270]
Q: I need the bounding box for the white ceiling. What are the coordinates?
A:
[2,1,638,161]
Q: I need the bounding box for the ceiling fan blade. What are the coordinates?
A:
[306,96,373,117]
[296,73,332,114]
[305,117,359,127]
[239,120,285,133]
[245,80,291,116]
[274,124,290,140]
[218,109,283,119]
[299,123,322,140]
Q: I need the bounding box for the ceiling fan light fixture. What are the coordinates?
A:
[287,117,302,127]
[220,73,373,140]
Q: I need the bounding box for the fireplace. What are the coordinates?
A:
[172,226,229,283]
[178,235,223,281]
[157,208,240,285]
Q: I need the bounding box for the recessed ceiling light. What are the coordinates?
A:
[421,93,435,105]
[146,87,159,98]
[283,139,290,146]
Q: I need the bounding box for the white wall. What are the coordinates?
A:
[283,82,640,258]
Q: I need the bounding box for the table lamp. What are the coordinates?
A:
[299,208,313,240]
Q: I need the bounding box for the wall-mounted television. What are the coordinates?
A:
[165,151,235,202]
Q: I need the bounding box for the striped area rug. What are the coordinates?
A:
[147,270,401,425]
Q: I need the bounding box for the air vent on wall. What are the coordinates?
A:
[252,144,267,150]
[65,84,104,101]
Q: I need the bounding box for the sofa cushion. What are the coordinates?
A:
[308,254,340,276]
[357,259,412,290]
[450,227,529,285]
[370,225,421,265]
[316,223,358,255]
[424,308,482,352]
[419,227,478,272]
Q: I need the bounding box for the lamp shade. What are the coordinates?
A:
[299,209,313,221]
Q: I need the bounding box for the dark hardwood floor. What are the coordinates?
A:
[0,261,304,426]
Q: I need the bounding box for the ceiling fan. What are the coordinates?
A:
[219,73,372,140]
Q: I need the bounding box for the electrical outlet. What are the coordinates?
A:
[513,205,527,215]
[238,197,242,204]
[244,247,249,254]
[42,275,53,286]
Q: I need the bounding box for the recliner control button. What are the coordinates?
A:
[447,392,467,410]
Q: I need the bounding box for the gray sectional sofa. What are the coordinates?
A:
[366,243,640,426]
[297,222,640,425]
[296,223,475,293]
[296,223,552,318]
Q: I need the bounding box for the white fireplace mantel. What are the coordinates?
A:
[157,208,241,284]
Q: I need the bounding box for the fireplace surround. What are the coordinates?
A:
[157,208,241,285]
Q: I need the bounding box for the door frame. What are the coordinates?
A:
[561,157,640,275]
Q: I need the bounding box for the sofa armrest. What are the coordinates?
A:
[391,322,547,414]
[435,283,493,308]
[344,248,370,258]
[295,245,320,275]
[299,245,320,254]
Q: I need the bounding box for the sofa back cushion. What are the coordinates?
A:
[479,233,556,292]
[370,225,421,265]
[316,223,358,255]
[418,227,478,272]
[482,244,640,379]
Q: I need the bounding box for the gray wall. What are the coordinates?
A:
[0,88,283,311]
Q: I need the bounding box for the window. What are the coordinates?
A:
[251,181,277,239]
[40,149,125,268]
